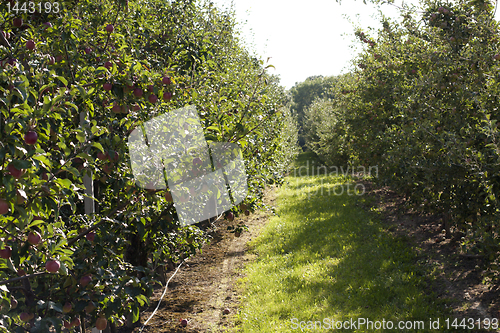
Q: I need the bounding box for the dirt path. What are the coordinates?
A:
[117,188,276,333]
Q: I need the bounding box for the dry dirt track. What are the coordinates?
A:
[117,188,276,333]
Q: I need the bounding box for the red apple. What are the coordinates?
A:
[96,317,107,330]
[48,56,55,65]
[180,318,188,327]
[24,131,38,145]
[148,94,158,104]
[85,302,96,313]
[112,103,122,114]
[43,22,52,29]
[162,76,171,85]
[26,40,36,50]
[46,259,60,273]
[0,246,12,259]
[84,47,92,55]
[133,88,143,97]
[133,104,140,111]
[494,54,500,60]
[97,151,107,161]
[0,199,9,215]
[79,275,92,287]
[165,191,173,202]
[163,91,172,101]
[62,302,72,313]
[71,317,81,327]
[103,83,113,91]
[223,308,230,315]
[104,61,113,69]
[148,84,154,92]
[28,231,41,245]
[63,321,72,329]
[105,24,114,33]
[226,212,234,221]
[245,210,250,216]
[86,232,96,242]
[17,268,26,276]
[13,18,23,28]
[7,163,24,179]
[19,312,32,322]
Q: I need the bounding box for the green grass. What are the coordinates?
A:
[235,152,452,332]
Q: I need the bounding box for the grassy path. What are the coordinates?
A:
[234,152,453,332]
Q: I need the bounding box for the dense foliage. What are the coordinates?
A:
[302,0,500,274]
[288,75,336,147]
[0,0,298,331]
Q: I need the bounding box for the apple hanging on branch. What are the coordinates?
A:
[7,163,24,179]
[24,131,38,145]
[96,317,107,330]
[62,302,73,313]
[13,18,23,28]
[26,40,36,51]
[28,231,42,245]
[0,199,9,215]
[0,246,12,259]
[80,274,92,287]
[46,259,60,273]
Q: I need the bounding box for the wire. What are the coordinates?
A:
[139,212,224,332]
[139,260,185,332]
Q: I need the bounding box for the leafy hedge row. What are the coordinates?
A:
[303,0,500,266]
[0,0,298,331]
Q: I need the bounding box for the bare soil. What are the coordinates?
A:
[359,181,500,325]
[116,180,500,332]
[117,188,277,333]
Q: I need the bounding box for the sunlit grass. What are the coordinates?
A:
[235,152,453,332]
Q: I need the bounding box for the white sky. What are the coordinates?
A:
[209,0,500,89]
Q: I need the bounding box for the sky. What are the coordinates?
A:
[209,0,499,90]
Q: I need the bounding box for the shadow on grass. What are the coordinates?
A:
[238,153,458,333]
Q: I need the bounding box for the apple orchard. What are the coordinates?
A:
[0,0,298,331]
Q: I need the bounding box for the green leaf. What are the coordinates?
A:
[56,76,68,87]
[27,219,46,229]
[132,304,140,323]
[206,125,220,133]
[135,294,148,306]
[12,159,31,170]
[59,261,68,276]
[33,155,53,169]
[76,130,86,143]
[55,178,73,190]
